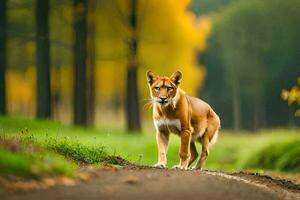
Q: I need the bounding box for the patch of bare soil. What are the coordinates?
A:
[1,166,300,200]
[102,156,135,166]
[1,155,300,200]
[227,171,300,200]
[263,171,300,185]
[230,171,300,191]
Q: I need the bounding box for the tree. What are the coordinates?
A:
[107,0,209,132]
[73,0,88,126]
[126,0,141,132]
[190,0,235,15]
[0,0,6,115]
[36,0,51,118]
[201,0,300,129]
[87,0,96,126]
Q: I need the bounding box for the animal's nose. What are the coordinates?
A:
[160,97,167,102]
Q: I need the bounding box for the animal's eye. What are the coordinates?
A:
[154,87,160,91]
[167,87,173,91]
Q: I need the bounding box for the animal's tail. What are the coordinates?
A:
[209,130,219,147]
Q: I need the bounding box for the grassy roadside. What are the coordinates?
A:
[0,137,76,178]
[0,116,300,178]
[244,139,300,172]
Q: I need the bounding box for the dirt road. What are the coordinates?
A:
[1,168,300,200]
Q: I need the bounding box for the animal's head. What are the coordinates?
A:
[146,70,182,107]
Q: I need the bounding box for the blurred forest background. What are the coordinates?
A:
[0,0,300,132]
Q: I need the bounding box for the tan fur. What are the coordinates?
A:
[146,71,221,170]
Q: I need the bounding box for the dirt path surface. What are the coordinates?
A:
[1,168,300,200]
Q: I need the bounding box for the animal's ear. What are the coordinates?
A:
[170,71,182,86]
[146,70,157,85]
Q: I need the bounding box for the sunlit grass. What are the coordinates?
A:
[244,139,300,172]
[0,138,76,178]
[0,116,299,172]
[45,137,108,164]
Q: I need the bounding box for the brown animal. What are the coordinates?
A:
[146,71,220,170]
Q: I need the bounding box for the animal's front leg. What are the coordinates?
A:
[154,130,169,169]
[173,129,191,170]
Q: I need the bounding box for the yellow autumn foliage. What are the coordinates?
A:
[6,0,211,122]
[94,0,211,98]
[6,67,36,116]
[281,76,300,117]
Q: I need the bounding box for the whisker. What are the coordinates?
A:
[143,102,153,110]
[140,98,153,103]
[143,99,154,110]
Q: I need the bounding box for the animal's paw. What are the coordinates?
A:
[190,166,202,171]
[153,163,166,169]
[172,164,187,170]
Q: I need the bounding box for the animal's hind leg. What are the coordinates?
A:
[194,133,210,170]
[194,117,220,170]
[188,142,198,167]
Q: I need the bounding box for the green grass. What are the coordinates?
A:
[0,116,300,174]
[0,138,76,178]
[46,137,108,164]
[0,148,33,176]
[20,134,109,164]
[244,139,300,172]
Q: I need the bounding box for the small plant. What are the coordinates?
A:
[17,132,110,164]
[281,76,300,117]
[46,137,108,164]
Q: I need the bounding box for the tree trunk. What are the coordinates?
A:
[0,0,6,115]
[52,63,62,120]
[36,0,51,118]
[253,96,266,131]
[232,75,241,131]
[253,97,260,131]
[87,0,96,126]
[73,0,88,126]
[126,0,141,132]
